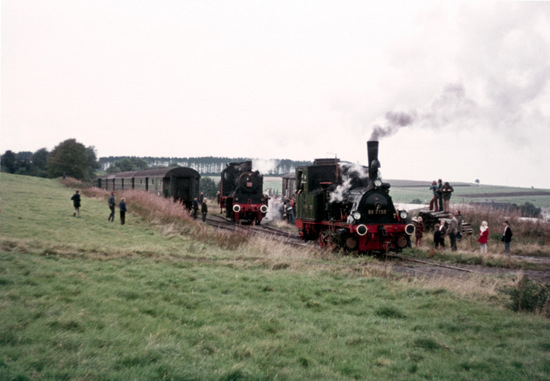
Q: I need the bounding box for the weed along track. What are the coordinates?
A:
[203,214,307,247]
[202,214,550,281]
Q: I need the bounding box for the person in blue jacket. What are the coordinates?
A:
[119,197,127,225]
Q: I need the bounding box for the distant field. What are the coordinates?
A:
[261,176,550,208]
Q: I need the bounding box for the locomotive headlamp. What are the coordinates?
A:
[260,205,268,214]
[405,224,415,235]
[352,211,361,221]
[356,224,368,236]
[399,211,408,220]
[374,179,382,187]
[233,205,241,213]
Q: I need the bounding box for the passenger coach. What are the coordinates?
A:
[98,167,200,209]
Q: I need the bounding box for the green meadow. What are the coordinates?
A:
[0,173,549,380]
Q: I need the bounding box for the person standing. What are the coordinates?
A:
[429,181,439,212]
[119,197,127,225]
[433,223,444,250]
[442,182,454,213]
[192,197,199,219]
[447,213,458,251]
[478,221,489,254]
[502,220,513,254]
[108,191,116,222]
[414,216,425,247]
[71,190,81,217]
[455,210,463,240]
[437,179,444,212]
[201,199,208,222]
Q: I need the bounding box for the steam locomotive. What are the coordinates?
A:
[219,161,269,224]
[294,141,415,253]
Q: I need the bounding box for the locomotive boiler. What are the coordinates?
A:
[294,141,414,253]
[219,161,268,224]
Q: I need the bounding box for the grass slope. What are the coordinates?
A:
[0,174,549,380]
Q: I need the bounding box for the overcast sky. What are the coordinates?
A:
[2,1,550,188]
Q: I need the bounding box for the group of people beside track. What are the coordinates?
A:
[429,179,454,213]
[414,208,514,255]
[191,192,208,222]
[475,219,513,255]
[431,211,463,251]
[413,211,463,251]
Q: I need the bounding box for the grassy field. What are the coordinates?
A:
[1,173,549,380]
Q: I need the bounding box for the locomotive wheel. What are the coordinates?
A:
[318,233,327,248]
[318,231,338,251]
[345,236,358,250]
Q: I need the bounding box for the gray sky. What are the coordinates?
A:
[2,1,550,188]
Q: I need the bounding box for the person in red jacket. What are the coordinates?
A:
[477,221,489,254]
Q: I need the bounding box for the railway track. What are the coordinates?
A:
[200,213,550,281]
[203,214,306,247]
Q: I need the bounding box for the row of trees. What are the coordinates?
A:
[1,139,100,181]
[99,156,311,176]
[1,139,311,183]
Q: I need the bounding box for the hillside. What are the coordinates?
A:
[0,173,549,380]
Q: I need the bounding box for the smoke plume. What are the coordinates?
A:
[369,83,477,140]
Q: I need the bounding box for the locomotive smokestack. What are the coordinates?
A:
[367,141,380,180]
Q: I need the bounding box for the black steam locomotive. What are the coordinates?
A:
[294,141,414,253]
[219,161,268,224]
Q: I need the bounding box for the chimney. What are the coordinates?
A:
[367,141,380,180]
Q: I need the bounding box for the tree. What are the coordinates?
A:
[1,150,16,173]
[85,146,100,180]
[199,177,218,198]
[30,148,49,177]
[47,139,89,180]
[475,179,480,185]
[107,157,149,173]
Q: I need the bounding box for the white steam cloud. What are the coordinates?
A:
[252,159,280,175]
[328,162,370,203]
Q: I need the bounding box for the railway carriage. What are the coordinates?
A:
[98,167,200,209]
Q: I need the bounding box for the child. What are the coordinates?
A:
[478,221,489,254]
[433,223,443,250]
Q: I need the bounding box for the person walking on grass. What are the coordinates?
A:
[201,198,208,222]
[502,220,513,254]
[71,190,81,217]
[108,191,116,222]
[119,197,127,225]
[478,221,489,254]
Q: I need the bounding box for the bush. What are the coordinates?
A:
[503,275,549,317]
